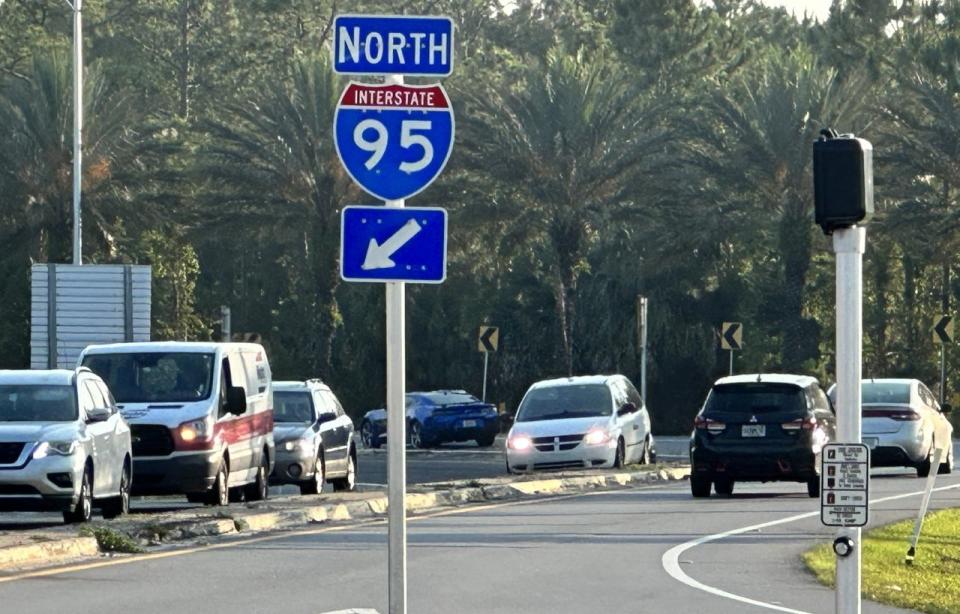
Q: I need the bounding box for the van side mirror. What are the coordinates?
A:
[942,403,952,415]
[226,386,247,415]
[618,402,637,417]
[86,407,111,423]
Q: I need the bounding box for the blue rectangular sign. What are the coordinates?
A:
[333,15,454,77]
[341,206,447,283]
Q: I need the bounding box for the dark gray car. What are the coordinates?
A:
[270,380,356,494]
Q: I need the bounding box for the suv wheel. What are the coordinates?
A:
[714,477,734,496]
[690,474,711,498]
[613,438,625,468]
[102,461,131,519]
[64,467,93,523]
[333,452,356,492]
[301,452,325,495]
[806,476,820,498]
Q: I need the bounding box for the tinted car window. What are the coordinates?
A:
[274,391,314,423]
[516,384,612,422]
[83,352,215,403]
[703,383,805,415]
[0,385,78,422]
[861,382,910,405]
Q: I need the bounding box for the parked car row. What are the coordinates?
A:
[688,374,953,499]
[0,341,357,524]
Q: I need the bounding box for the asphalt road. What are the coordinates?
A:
[3,464,959,613]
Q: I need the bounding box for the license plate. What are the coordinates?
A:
[863,437,878,449]
[462,419,477,428]
[741,425,766,438]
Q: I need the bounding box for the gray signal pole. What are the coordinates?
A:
[834,226,865,614]
[637,296,648,404]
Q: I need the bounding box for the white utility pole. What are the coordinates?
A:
[834,226,866,614]
[69,0,83,265]
[384,72,407,614]
[481,350,489,401]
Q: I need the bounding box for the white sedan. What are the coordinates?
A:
[505,375,654,473]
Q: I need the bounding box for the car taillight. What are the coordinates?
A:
[782,417,817,432]
[694,416,726,433]
[890,411,921,421]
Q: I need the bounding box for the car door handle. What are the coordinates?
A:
[633,424,639,430]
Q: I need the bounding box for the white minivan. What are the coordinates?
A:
[79,342,275,505]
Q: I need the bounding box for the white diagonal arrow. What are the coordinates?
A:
[361,219,423,270]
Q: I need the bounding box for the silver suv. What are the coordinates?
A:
[0,369,133,523]
[270,380,356,494]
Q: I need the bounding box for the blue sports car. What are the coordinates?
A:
[360,390,500,449]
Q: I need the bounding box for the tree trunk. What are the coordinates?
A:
[778,204,813,371]
[176,0,191,119]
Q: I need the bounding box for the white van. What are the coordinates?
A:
[78,342,275,505]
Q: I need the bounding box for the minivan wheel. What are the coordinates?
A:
[64,468,93,524]
[333,453,357,492]
[244,454,269,502]
[614,438,626,468]
[806,476,820,498]
[690,474,711,498]
[639,437,652,465]
[207,460,229,506]
[102,462,131,520]
[714,477,734,496]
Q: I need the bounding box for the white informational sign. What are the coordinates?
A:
[821,443,870,527]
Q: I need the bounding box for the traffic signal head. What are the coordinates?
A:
[813,131,873,234]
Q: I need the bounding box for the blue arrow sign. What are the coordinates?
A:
[333,15,454,76]
[340,206,447,283]
[334,82,454,202]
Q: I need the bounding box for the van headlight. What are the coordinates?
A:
[583,429,612,446]
[33,441,77,459]
[179,417,213,442]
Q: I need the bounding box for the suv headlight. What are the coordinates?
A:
[283,439,311,452]
[33,441,77,459]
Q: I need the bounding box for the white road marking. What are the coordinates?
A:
[661,482,960,613]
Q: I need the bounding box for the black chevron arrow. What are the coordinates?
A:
[722,323,741,350]
[479,327,498,352]
[934,316,953,344]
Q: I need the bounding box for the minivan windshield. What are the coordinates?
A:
[516,384,612,422]
[704,383,805,415]
[861,382,910,405]
[82,352,215,403]
[274,391,314,423]
[0,385,77,422]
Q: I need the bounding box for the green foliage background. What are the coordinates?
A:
[2,0,960,434]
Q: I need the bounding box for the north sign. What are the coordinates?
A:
[333,15,454,77]
[340,206,447,283]
[334,83,454,202]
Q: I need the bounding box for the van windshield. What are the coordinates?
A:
[516,384,612,422]
[0,385,77,422]
[82,353,215,403]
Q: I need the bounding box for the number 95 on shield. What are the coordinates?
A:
[334,82,455,202]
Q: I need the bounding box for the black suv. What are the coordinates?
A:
[689,374,835,498]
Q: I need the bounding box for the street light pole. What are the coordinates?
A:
[69,0,83,265]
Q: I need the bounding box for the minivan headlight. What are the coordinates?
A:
[33,441,77,459]
[583,429,611,446]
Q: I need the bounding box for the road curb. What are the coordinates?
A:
[0,465,688,571]
[0,536,98,572]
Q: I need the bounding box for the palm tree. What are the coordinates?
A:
[458,48,670,375]
[0,50,142,263]
[195,54,355,376]
[684,46,873,371]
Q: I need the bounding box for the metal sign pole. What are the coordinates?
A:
[834,226,865,614]
[482,351,489,402]
[639,296,648,405]
[940,345,946,405]
[71,0,83,265]
[384,72,408,614]
[729,350,734,376]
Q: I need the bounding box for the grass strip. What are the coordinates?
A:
[803,508,960,614]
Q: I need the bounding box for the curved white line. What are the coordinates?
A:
[662,483,960,613]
